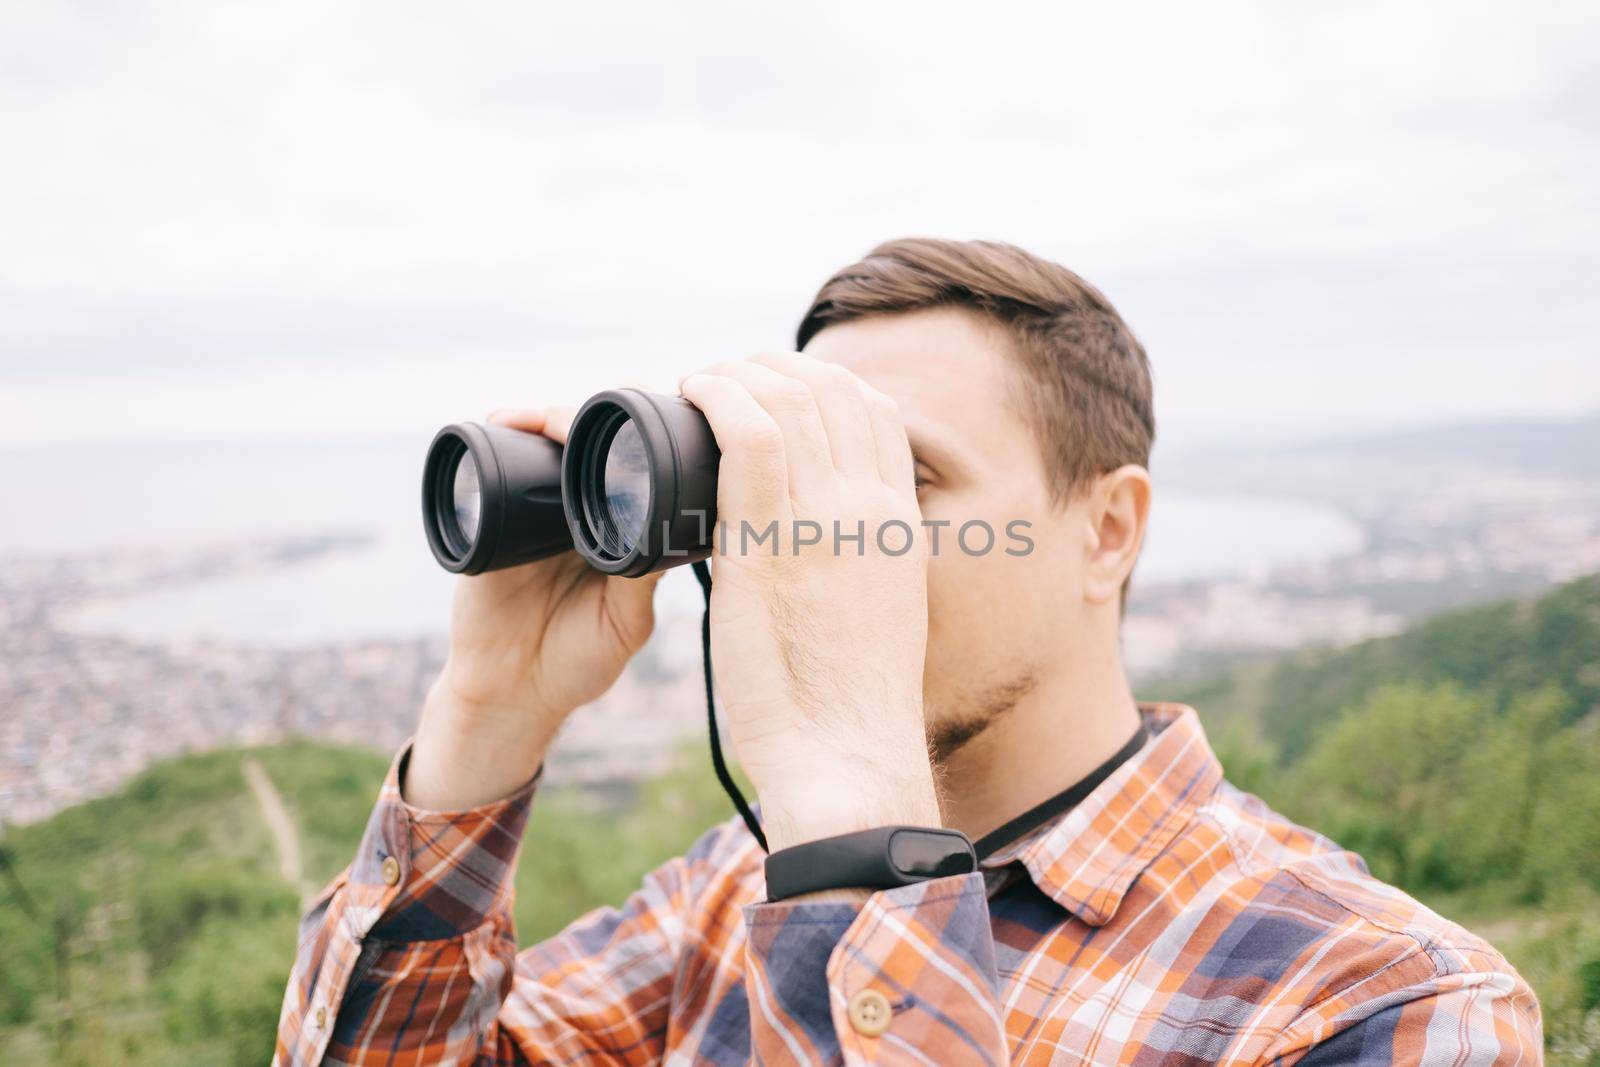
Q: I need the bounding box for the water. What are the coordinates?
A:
[0,438,1364,646]
[1138,492,1363,583]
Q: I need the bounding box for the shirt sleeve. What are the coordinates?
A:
[273,742,718,1067]
[1266,948,1544,1066]
[272,742,537,1065]
[742,872,1008,1066]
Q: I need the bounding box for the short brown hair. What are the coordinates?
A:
[797,238,1155,505]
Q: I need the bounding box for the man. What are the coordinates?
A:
[275,239,1540,1065]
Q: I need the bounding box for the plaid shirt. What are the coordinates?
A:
[274,704,1541,1065]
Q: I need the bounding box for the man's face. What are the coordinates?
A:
[805,307,1092,760]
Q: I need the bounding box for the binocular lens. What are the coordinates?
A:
[601,419,650,557]
[452,452,482,545]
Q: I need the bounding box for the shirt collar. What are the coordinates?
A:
[977,703,1222,926]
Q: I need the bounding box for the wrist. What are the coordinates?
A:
[406,671,559,810]
[431,656,567,726]
[758,767,942,854]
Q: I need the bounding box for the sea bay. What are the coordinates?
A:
[0,437,1365,646]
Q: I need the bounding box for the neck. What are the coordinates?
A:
[935,629,1141,842]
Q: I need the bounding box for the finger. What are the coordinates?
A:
[859,385,916,491]
[486,405,578,444]
[749,353,879,477]
[541,405,579,445]
[487,408,545,431]
[678,373,790,524]
[687,358,833,499]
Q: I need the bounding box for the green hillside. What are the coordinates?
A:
[1169,572,1600,762]
[0,743,734,1066]
[2,574,1598,1064]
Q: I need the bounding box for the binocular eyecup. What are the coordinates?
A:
[422,389,720,578]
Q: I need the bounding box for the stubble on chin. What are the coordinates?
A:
[925,670,1039,765]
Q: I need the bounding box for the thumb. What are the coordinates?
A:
[602,569,667,648]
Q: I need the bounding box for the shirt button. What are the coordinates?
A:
[847,989,893,1036]
[381,856,401,886]
[314,1005,327,1028]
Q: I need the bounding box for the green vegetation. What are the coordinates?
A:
[0,744,385,1066]
[2,573,1596,1063]
[0,743,737,1066]
[1188,572,1600,763]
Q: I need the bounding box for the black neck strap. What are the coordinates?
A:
[694,561,769,852]
[971,719,1149,860]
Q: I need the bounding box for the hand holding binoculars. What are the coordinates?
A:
[422,389,721,578]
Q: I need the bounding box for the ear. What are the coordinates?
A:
[1082,465,1152,607]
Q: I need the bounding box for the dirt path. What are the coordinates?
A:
[242,757,317,908]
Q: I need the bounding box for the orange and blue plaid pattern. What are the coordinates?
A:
[274,704,1541,1064]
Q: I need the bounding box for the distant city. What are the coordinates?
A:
[3,414,1598,825]
[0,533,711,825]
[1124,415,1600,678]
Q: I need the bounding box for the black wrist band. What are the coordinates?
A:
[764,826,977,902]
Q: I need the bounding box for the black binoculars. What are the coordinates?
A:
[422,389,720,578]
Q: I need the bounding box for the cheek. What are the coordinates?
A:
[916,480,1083,626]
[923,533,1056,646]
[920,553,994,700]
[922,513,1085,651]
[919,539,1079,714]
[925,551,999,638]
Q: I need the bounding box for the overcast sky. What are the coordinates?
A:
[1,0,1595,447]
